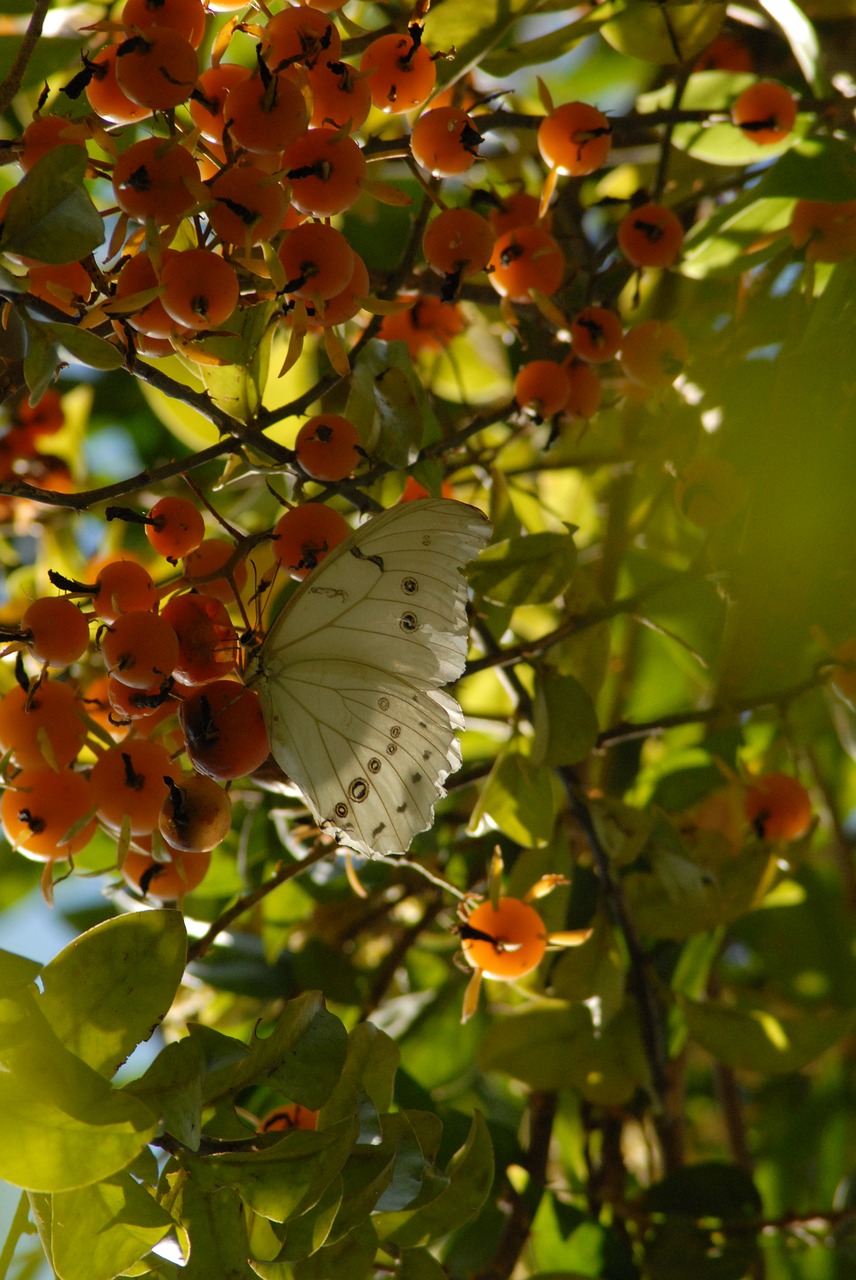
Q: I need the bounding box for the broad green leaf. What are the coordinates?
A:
[758,0,826,94]
[181,301,275,423]
[188,1118,358,1224]
[481,11,610,77]
[600,0,726,63]
[756,136,856,200]
[165,1176,254,1279]
[0,989,156,1192]
[345,340,437,468]
[126,1037,205,1152]
[23,323,59,404]
[278,1177,343,1262]
[321,1022,399,1130]
[0,146,103,264]
[399,1247,448,1280]
[548,914,624,1028]
[681,196,793,277]
[39,910,187,1078]
[468,529,576,606]
[532,673,599,766]
[376,1112,493,1248]
[430,0,550,86]
[469,747,559,846]
[291,1221,377,1280]
[202,992,347,1110]
[0,947,41,993]
[45,323,124,371]
[683,998,856,1073]
[479,1003,650,1105]
[50,1173,174,1280]
[374,1114,425,1213]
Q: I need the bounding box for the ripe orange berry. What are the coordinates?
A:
[485,190,543,237]
[160,249,239,330]
[360,30,436,114]
[114,249,176,339]
[410,106,482,177]
[732,80,796,145]
[307,59,371,131]
[377,295,464,357]
[101,610,181,689]
[0,680,87,769]
[85,44,153,125]
[158,771,232,851]
[695,32,753,73]
[789,199,856,263]
[564,361,602,419]
[257,1104,318,1132]
[93,560,157,623]
[160,591,238,685]
[115,25,199,110]
[107,674,176,723]
[112,136,200,224]
[422,207,494,298]
[20,116,86,173]
[272,503,351,579]
[514,360,570,419]
[179,680,270,780]
[182,537,247,602]
[675,457,746,529]
[282,128,367,217]
[190,63,251,142]
[90,738,173,834]
[278,222,355,301]
[145,495,205,560]
[307,250,369,328]
[461,897,548,980]
[27,261,92,315]
[570,306,623,363]
[1,766,96,861]
[207,164,289,248]
[122,0,206,46]
[294,414,363,481]
[265,5,342,70]
[22,596,90,667]
[617,202,684,269]
[488,226,565,301]
[538,101,612,177]
[224,70,308,154]
[620,319,688,389]
[121,842,211,899]
[744,773,812,842]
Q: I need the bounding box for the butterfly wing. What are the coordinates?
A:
[247,499,490,856]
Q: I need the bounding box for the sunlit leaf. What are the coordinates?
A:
[0,146,103,265]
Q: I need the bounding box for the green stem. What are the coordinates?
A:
[0,1191,35,1280]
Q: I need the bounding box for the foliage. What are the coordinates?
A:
[2,0,856,1278]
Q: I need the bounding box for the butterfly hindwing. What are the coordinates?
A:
[249,499,490,855]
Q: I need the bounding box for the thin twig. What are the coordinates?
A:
[0,0,51,117]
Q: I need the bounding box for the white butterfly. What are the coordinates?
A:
[246,498,491,857]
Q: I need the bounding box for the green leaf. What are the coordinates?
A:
[45,323,124,371]
[376,1112,493,1248]
[321,1022,399,1131]
[292,1221,377,1280]
[188,301,275,422]
[548,913,624,1028]
[202,992,348,1110]
[532,673,599,766]
[23,323,59,404]
[758,0,826,94]
[188,1117,358,1224]
[468,529,577,606]
[125,1037,205,1152]
[683,998,856,1073]
[479,1004,650,1105]
[399,1247,449,1280]
[0,947,41,993]
[38,910,187,1078]
[0,989,156,1192]
[374,1113,425,1212]
[164,1176,254,1279]
[469,747,559,846]
[49,1173,174,1280]
[600,0,726,63]
[0,146,104,265]
[345,341,437,468]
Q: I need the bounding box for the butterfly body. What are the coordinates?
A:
[247,499,490,856]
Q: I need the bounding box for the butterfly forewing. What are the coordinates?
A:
[249,499,490,855]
